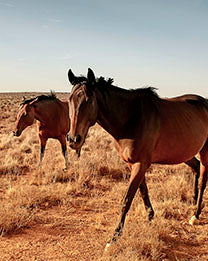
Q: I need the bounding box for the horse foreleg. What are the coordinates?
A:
[185,157,200,204]
[189,141,208,225]
[105,162,150,251]
[39,136,47,168]
[139,177,154,221]
[59,136,69,170]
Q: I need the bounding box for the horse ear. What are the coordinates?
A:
[87,68,96,85]
[68,69,77,85]
[22,96,26,102]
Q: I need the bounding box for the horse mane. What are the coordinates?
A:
[21,92,57,105]
[74,73,159,100]
[96,76,159,99]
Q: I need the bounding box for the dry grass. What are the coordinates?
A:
[0,92,207,261]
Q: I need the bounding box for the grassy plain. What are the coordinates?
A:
[0,92,207,260]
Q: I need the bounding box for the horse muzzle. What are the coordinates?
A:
[13,130,20,137]
[67,134,82,149]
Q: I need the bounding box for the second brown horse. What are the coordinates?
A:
[14,93,80,169]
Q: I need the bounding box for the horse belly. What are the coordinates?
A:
[151,122,208,164]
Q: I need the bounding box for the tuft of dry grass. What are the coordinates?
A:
[0,93,207,261]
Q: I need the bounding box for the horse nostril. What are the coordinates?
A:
[68,136,75,144]
[13,130,19,136]
[68,134,81,144]
[66,133,70,141]
[75,135,81,144]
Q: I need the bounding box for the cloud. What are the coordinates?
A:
[41,18,62,30]
[17,57,27,62]
[60,53,80,60]
[48,18,62,23]
[61,55,74,60]
[5,2,14,7]
[42,24,49,29]
[0,1,14,8]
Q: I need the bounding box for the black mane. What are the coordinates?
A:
[21,92,57,105]
[74,73,159,99]
[96,76,159,99]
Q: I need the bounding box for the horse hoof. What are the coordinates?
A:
[189,215,199,225]
[104,242,111,253]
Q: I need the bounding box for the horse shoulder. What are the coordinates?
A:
[58,100,70,133]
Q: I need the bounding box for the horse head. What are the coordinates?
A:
[13,101,35,137]
[67,68,98,151]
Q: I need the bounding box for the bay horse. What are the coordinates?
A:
[67,68,208,249]
[14,93,80,169]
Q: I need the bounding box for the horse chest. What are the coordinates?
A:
[115,139,140,163]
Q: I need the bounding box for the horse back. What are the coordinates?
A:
[38,99,70,139]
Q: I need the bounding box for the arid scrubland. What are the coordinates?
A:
[0,93,207,261]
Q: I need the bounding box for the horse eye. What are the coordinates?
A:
[77,91,83,98]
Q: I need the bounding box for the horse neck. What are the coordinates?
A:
[95,87,136,139]
[33,100,56,125]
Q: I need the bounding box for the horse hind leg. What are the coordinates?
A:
[139,177,154,221]
[185,157,200,204]
[189,140,208,225]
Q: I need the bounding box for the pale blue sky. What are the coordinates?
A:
[0,0,207,97]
